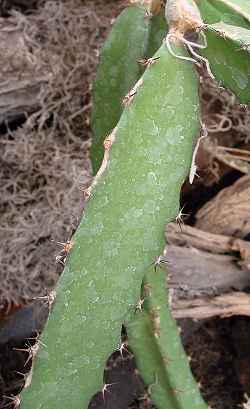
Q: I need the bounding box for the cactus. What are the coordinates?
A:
[91,1,166,175]
[21,35,201,409]
[208,0,250,24]
[196,0,250,104]
[201,22,250,103]
[126,264,208,409]
[20,0,250,408]
[197,0,250,27]
[90,4,150,175]
[145,10,167,59]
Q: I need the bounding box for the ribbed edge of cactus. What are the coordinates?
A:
[126,264,208,409]
[90,5,151,174]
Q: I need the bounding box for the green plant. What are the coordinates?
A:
[126,265,208,409]
[20,0,250,408]
[91,2,166,174]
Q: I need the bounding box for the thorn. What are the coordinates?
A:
[13,342,39,367]
[138,56,160,67]
[237,43,250,51]
[117,341,129,358]
[14,370,27,378]
[32,290,56,309]
[14,369,33,389]
[122,91,137,106]
[144,9,153,19]
[24,330,39,343]
[135,298,145,312]
[152,255,169,272]
[51,239,74,254]
[218,30,227,39]
[52,239,74,266]
[82,186,91,199]
[138,391,151,406]
[175,205,188,231]
[2,395,21,409]
[101,383,118,401]
[55,254,66,265]
[25,331,47,348]
[189,160,200,184]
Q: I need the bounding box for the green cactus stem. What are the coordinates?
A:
[145,11,167,59]
[90,4,150,175]
[91,1,166,175]
[21,39,200,408]
[196,0,250,28]
[126,264,208,409]
[201,22,250,103]
[196,0,231,25]
[210,0,250,23]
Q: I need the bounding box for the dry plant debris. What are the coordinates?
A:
[195,73,250,185]
[0,0,123,312]
[195,175,250,239]
[0,15,50,123]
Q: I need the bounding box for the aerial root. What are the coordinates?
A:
[165,29,214,79]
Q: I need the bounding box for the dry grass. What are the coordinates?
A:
[199,74,250,184]
[0,0,123,311]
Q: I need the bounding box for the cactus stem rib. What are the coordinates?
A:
[87,126,117,198]
[122,77,144,106]
[189,122,208,183]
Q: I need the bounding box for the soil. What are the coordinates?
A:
[0,1,250,408]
